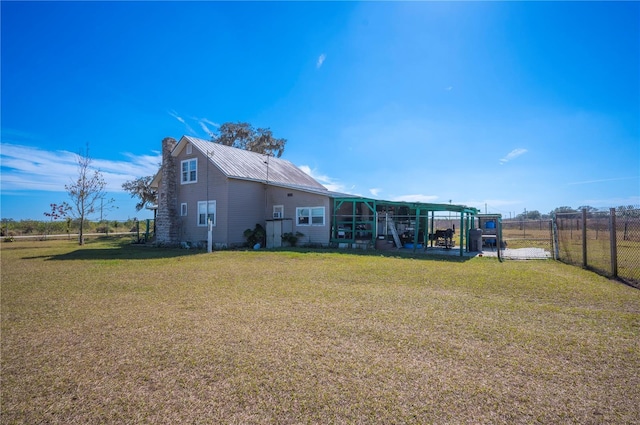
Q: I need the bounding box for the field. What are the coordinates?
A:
[2,239,639,424]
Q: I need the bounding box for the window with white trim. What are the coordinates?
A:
[273,205,284,219]
[296,206,325,226]
[181,159,197,184]
[180,203,187,217]
[197,200,216,226]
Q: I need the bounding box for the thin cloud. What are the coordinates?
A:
[369,188,381,197]
[168,110,196,135]
[299,164,349,193]
[499,148,528,165]
[199,121,215,138]
[193,117,220,138]
[0,143,161,193]
[567,176,639,186]
[200,118,219,128]
[445,86,453,91]
[168,110,185,124]
[316,53,326,69]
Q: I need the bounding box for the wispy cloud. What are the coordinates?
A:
[299,164,350,193]
[168,110,197,135]
[567,176,639,186]
[0,143,161,193]
[369,188,381,197]
[445,86,453,91]
[194,117,220,137]
[499,148,528,165]
[316,53,326,69]
[200,118,219,128]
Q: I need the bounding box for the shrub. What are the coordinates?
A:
[282,231,304,247]
[243,224,266,247]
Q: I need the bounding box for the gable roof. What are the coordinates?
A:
[175,135,328,192]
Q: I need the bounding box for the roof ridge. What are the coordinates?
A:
[178,135,326,191]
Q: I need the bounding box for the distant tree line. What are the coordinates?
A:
[1,217,144,239]
[493,205,639,221]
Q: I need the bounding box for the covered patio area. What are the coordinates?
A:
[331,197,480,257]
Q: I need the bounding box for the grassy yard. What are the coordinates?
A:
[2,239,639,424]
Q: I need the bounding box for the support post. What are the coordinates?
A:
[459,213,464,256]
[582,208,588,268]
[413,208,420,252]
[430,211,435,248]
[207,218,213,253]
[609,208,617,278]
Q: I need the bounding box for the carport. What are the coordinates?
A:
[331,197,479,257]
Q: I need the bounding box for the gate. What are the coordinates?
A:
[499,219,554,260]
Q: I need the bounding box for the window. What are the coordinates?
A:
[197,200,216,226]
[181,159,197,184]
[273,205,284,219]
[186,143,192,155]
[180,203,187,217]
[297,206,325,226]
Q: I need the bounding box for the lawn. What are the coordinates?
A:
[2,239,639,424]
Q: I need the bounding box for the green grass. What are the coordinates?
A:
[2,239,639,424]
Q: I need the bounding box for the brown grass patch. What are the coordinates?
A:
[2,240,639,423]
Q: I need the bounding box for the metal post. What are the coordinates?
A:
[551,214,558,260]
[413,208,420,252]
[459,213,464,256]
[609,208,617,278]
[582,208,588,268]
[207,218,213,253]
[430,211,435,248]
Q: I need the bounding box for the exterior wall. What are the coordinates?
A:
[227,179,268,246]
[266,186,331,246]
[174,144,230,247]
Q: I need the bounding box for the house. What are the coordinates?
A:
[152,135,481,255]
[151,135,343,248]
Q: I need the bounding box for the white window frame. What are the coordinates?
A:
[273,205,284,219]
[197,200,216,227]
[296,206,325,226]
[181,158,197,184]
[186,143,192,155]
[180,203,187,217]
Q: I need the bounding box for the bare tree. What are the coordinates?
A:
[65,145,107,245]
[43,203,71,236]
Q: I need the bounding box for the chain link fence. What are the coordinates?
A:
[554,207,640,287]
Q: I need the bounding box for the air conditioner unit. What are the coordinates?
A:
[273,212,282,219]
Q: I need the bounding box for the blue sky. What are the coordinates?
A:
[1,1,638,221]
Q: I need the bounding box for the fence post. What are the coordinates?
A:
[610,208,618,278]
[582,208,588,268]
[552,214,560,260]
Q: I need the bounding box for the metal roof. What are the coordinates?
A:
[332,196,480,214]
[179,136,327,191]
